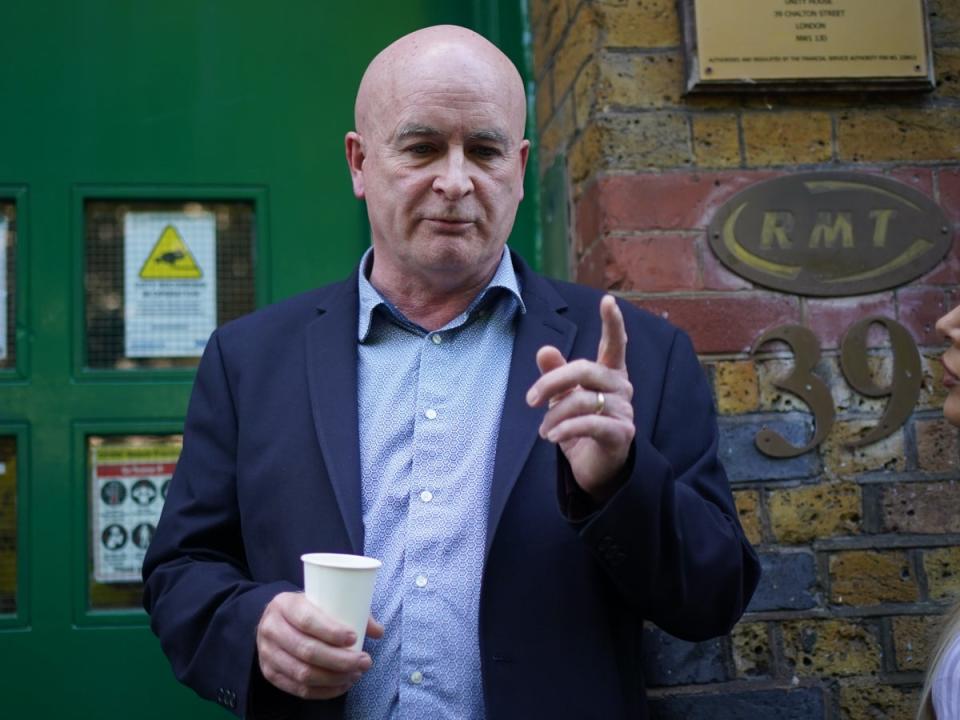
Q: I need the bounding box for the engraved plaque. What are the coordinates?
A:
[682,0,934,92]
[707,172,952,297]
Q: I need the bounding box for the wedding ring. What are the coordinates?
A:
[594,391,605,415]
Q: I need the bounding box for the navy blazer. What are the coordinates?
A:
[143,253,760,719]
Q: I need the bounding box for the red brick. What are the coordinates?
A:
[921,234,960,286]
[940,167,960,225]
[804,294,896,350]
[888,167,935,197]
[701,235,752,291]
[591,171,778,234]
[575,240,607,289]
[630,294,801,354]
[574,180,602,256]
[601,234,700,292]
[897,286,951,347]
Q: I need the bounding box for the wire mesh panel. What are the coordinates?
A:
[0,436,17,614]
[85,200,255,369]
[0,202,16,370]
[87,434,182,610]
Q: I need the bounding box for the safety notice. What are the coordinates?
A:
[124,211,216,357]
[92,443,180,583]
[0,216,7,360]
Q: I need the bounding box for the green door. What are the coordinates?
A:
[0,2,536,715]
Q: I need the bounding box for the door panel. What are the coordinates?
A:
[0,2,533,715]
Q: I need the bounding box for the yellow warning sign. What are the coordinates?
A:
[139,225,203,280]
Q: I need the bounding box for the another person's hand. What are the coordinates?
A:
[526,294,635,502]
[256,592,384,700]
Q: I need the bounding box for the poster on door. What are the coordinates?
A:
[0,216,7,360]
[124,211,216,358]
[92,443,179,583]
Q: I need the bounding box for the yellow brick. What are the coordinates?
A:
[839,683,921,720]
[838,108,960,163]
[535,67,554,133]
[821,421,906,477]
[731,622,771,678]
[923,546,960,601]
[734,490,763,546]
[829,551,919,606]
[693,114,741,168]
[538,93,576,176]
[931,0,960,45]
[532,0,569,78]
[595,51,683,109]
[919,351,950,410]
[569,113,691,185]
[768,482,861,544]
[781,619,881,677]
[935,47,960,101]
[573,61,598,129]
[743,112,832,166]
[594,0,681,48]
[756,358,810,413]
[892,615,941,672]
[553,5,599,101]
[714,360,759,414]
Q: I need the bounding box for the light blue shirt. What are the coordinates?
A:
[344,248,525,720]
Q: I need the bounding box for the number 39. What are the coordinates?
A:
[750,316,922,458]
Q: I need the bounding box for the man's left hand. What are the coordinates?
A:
[526,294,635,503]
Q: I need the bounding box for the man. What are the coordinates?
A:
[143,25,760,719]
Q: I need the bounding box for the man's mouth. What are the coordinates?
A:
[943,358,959,389]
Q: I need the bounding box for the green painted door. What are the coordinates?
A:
[0,2,535,716]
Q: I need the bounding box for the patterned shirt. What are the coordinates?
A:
[343,248,525,720]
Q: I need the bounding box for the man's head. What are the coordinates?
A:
[345,25,529,295]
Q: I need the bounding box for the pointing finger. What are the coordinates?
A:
[597,295,627,370]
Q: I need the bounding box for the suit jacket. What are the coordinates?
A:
[142,252,760,719]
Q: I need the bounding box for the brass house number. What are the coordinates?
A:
[751,317,922,458]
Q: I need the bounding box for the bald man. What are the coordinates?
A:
[143,25,760,719]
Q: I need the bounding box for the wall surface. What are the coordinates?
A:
[531,1,960,717]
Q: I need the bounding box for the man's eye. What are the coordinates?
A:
[472,146,500,159]
[408,144,434,155]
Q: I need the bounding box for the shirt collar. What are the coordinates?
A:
[357,246,526,342]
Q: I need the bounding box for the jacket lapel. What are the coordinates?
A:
[486,260,577,556]
[304,275,365,553]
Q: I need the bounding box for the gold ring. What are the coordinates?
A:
[594,391,605,415]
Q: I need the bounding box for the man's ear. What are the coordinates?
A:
[345,131,366,199]
[517,138,531,200]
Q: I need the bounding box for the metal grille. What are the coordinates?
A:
[0,436,16,614]
[85,200,256,369]
[88,434,182,610]
[1,202,15,370]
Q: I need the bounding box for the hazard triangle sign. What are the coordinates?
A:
[138,225,203,279]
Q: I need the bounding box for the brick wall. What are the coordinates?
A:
[531,1,960,717]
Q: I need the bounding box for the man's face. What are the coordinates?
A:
[348,52,529,291]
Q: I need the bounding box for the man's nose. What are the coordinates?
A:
[432,148,473,199]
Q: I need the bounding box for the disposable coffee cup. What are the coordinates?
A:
[301,553,382,652]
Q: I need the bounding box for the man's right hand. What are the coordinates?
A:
[256,592,384,700]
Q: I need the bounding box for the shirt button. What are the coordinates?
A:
[415,574,428,588]
[431,334,442,345]
[419,490,433,503]
[410,670,423,684]
[424,408,438,420]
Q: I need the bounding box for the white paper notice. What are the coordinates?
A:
[92,443,180,583]
[0,216,7,360]
[124,211,216,357]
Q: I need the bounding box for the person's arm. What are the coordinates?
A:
[528,299,759,640]
[142,331,375,717]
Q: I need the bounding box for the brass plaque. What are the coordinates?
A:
[685,0,933,91]
[707,172,952,297]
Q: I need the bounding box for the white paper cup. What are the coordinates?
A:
[301,553,382,652]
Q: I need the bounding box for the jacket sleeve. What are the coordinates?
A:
[142,330,299,718]
[571,326,760,641]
